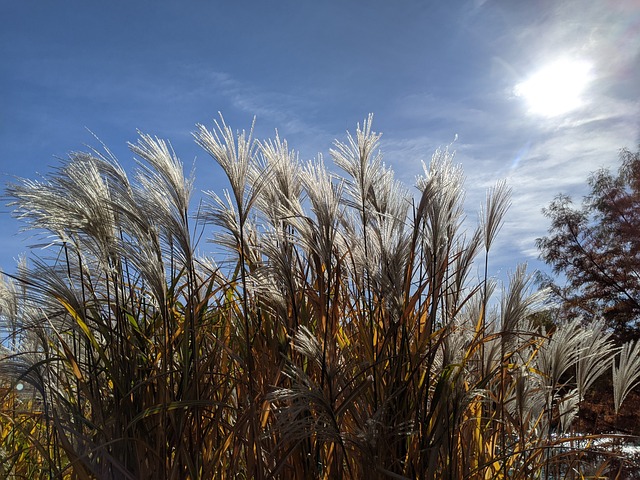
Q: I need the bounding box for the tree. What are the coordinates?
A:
[537,147,640,340]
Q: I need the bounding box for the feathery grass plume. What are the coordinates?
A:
[576,319,616,402]
[130,133,194,267]
[250,135,305,332]
[537,317,584,391]
[535,317,587,478]
[194,113,258,219]
[7,153,119,264]
[448,229,482,312]
[0,272,19,349]
[495,272,548,458]
[361,208,411,318]
[505,363,547,435]
[415,146,465,262]
[410,146,467,369]
[613,339,640,414]
[296,158,346,366]
[255,132,304,223]
[201,189,244,254]
[330,114,383,214]
[0,271,49,403]
[558,388,580,433]
[81,149,169,307]
[477,180,512,405]
[298,156,345,258]
[340,169,410,325]
[500,265,548,343]
[332,117,411,329]
[253,223,298,285]
[481,179,512,253]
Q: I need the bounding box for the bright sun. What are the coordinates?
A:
[515,58,593,117]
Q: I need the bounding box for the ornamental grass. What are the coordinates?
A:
[0,115,637,479]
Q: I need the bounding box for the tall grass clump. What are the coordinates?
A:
[0,115,637,479]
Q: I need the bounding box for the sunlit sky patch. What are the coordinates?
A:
[0,1,638,279]
[515,58,593,117]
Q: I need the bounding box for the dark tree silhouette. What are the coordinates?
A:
[537,148,640,341]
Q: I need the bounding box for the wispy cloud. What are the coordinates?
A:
[198,70,324,138]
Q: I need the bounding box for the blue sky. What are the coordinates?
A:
[1,0,639,280]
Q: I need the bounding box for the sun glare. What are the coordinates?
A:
[515,58,592,117]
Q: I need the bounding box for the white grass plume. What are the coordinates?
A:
[330,114,384,214]
[255,132,304,224]
[576,319,615,402]
[481,179,511,252]
[194,113,258,220]
[415,147,465,263]
[613,339,640,414]
[537,318,584,387]
[130,132,194,267]
[7,154,118,263]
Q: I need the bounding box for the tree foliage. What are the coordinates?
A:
[537,148,640,340]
